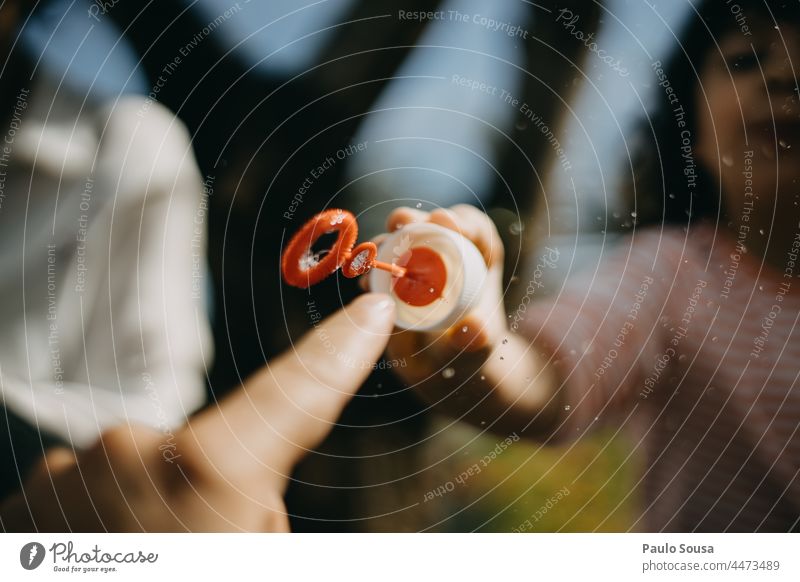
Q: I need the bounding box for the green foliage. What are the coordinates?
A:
[432,427,639,532]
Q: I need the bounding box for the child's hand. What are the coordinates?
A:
[377,205,560,435]
[0,294,396,532]
[381,205,508,383]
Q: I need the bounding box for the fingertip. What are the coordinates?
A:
[349,293,396,332]
[429,208,461,232]
[353,292,395,312]
[386,207,428,231]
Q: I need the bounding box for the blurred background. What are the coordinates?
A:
[22,0,697,531]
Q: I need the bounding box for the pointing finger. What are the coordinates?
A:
[181,293,396,488]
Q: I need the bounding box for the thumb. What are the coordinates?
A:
[180,293,396,488]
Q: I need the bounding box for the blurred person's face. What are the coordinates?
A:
[696,17,800,226]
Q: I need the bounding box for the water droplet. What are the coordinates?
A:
[668,193,676,199]
[678,354,686,362]
[502,338,509,344]
[429,287,435,293]
[631,211,637,218]
[564,405,571,411]
[415,202,423,209]
[442,368,455,379]
[758,229,765,235]
[499,356,505,361]
[509,222,524,236]
[461,326,469,333]
[516,119,529,131]
[722,155,734,167]
[778,139,792,150]
[480,375,486,381]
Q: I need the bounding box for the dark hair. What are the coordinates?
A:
[628,0,800,226]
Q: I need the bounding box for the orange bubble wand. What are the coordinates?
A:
[281,209,446,307]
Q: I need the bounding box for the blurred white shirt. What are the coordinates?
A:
[0,74,212,448]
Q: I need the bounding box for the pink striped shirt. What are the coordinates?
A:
[524,221,800,532]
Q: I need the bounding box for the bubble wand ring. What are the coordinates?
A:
[281,209,358,288]
[281,209,406,288]
[282,208,489,331]
[341,242,378,278]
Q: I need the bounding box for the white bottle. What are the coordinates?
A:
[369,223,487,331]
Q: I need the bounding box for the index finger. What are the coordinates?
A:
[180,293,396,488]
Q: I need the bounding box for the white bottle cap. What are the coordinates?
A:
[369,223,488,331]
